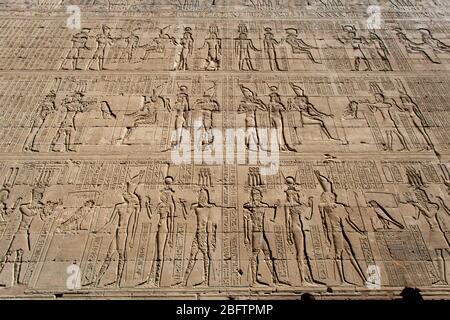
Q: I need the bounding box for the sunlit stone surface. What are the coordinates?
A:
[0,0,448,299]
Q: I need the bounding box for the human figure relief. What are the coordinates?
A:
[234,25,262,71]
[172,27,194,71]
[243,188,289,286]
[160,176,177,247]
[364,92,409,151]
[238,85,267,151]
[91,193,137,288]
[263,27,286,71]
[395,80,435,152]
[394,27,450,64]
[288,83,341,142]
[198,25,222,71]
[191,83,220,149]
[91,171,142,287]
[419,28,450,53]
[0,186,44,286]
[314,171,367,286]
[264,84,297,151]
[116,84,169,145]
[403,189,450,285]
[283,177,324,286]
[23,91,56,152]
[138,191,173,288]
[141,25,178,59]
[87,25,114,71]
[50,92,94,152]
[337,25,371,71]
[0,189,22,283]
[0,189,21,224]
[171,85,191,149]
[119,29,140,63]
[369,32,393,71]
[284,28,321,64]
[61,29,90,70]
[179,188,220,287]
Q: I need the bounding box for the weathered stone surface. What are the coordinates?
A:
[0,0,448,299]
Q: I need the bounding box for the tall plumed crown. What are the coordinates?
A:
[314,170,333,193]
